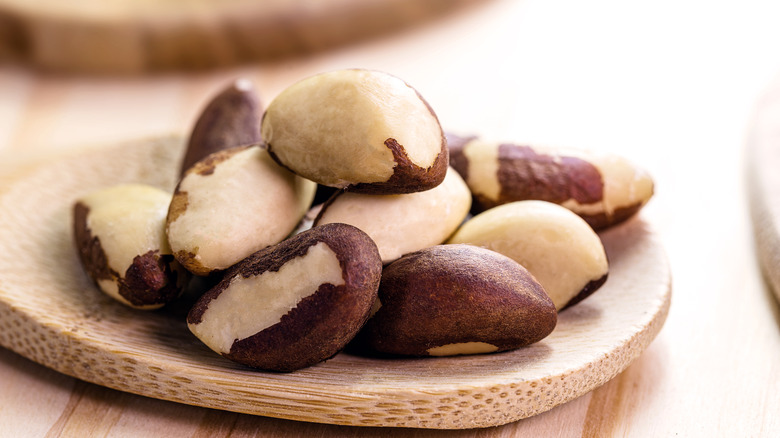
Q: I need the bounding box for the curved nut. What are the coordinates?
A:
[180,78,263,177]
[262,69,448,194]
[447,200,609,310]
[73,184,189,309]
[358,244,557,356]
[167,145,316,276]
[313,167,471,264]
[187,223,382,372]
[447,134,654,229]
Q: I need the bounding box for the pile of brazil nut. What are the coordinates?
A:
[73,69,654,372]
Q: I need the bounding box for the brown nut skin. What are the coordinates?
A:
[180,78,263,177]
[73,184,189,309]
[447,133,654,230]
[262,69,448,195]
[358,244,557,357]
[187,223,382,372]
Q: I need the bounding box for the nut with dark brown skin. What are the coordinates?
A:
[180,78,263,177]
[313,166,471,264]
[261,69,448,194]
[448,200,609,310]
[73,184,190,309]
[187,223,382,372]
[167,145,316,276]
[358,244,557,357]
[447,133,654,230]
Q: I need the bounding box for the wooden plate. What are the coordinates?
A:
[0,0,482,74]
[0,136,670,429]
[748,74,780,304]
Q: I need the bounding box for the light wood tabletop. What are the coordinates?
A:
[1,0,780,436]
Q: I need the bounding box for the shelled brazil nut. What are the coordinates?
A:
[73,184,190,309]
[447,133,654,230]
[356,244,557,356]
[313,167,471,264]
[261,69,448,194]
[448,200,609,310]
[166,145,316,276]
[179,78,263,177]
[187,223,382,372]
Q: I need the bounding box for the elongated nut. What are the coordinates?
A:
[187,223,382,372]
[447,133,654,229]
[167,145,316,276]
[262,69,448,194]
[73,184,189,309]
[448,200,608,310]
[313,167,471,264]
[358,244,556,356]
[180,78,263,176]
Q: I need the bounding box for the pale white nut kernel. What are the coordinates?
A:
[448,200,609,310]
[166,145,316,275]
[314,167,471,263]
[262,69,447,194]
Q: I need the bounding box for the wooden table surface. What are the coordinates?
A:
[2,0,780,436]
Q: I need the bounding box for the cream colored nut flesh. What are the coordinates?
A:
[448,200,609,310]
[262,69,448,194]
[447,134,654,230]
[73,183,188,309]
[314,167,471,263]
[166,145,316,276]
[357,244,557,356]
[187,223,382,372]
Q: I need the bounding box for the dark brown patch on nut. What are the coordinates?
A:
[180,79,263,176]
[186,145,252,177]
[349,135,448,195]
[475,143,603,211]
[119,251,184,306]
[580,201,645,230]
[446,132,477,183]
[561,272,609,310]
[73,202,117,282]
[174,249,208,277]
[167,191,189,224]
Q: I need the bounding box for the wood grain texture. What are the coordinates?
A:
[0,0,484,74]
[0,136,670,429]
[748,74,780,304]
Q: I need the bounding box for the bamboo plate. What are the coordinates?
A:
[748,73,780,304]
[0,136,671,429]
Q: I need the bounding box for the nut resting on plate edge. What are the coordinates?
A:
[73,184,190,309]
[355,244,557,357]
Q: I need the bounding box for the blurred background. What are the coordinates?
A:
[1,0,780,436]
